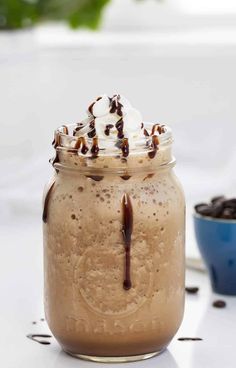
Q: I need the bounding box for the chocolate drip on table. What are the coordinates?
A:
[43,181,55,223]
[122,193,133,290]
[185,286,199,294]
[212,300,226,308]
[178,337,203,341]
[27,334,52,345]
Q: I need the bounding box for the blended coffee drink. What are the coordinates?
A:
[43,94,185,362]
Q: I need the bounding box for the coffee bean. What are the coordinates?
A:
[212,300,226,308]
[211,195,225,204]
[221,208,234,219]
[194,204,213,216]
[194,203,208,211]
[211,203,224,218]
[223,199,236,209]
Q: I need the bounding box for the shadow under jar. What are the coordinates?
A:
[43,123,185,363]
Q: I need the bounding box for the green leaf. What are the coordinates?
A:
[68,0,110,29]
[0,0,111,30]
[0,0,40,29]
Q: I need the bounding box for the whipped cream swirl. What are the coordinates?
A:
[87,94,143,145]
[57,94,169,158]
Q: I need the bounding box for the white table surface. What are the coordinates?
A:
[1,217,236,368]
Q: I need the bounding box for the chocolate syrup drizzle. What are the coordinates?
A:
[73,123,84,136]
[51,151,59,167]
[27,334,52,345]
[51,132,60,170]
[67,139,81,154]
[120,175,131,180]
[53,104,165,164]
[104,124,114,136]
[52,131,60,148]
[42,181,55,223]
[148,135,159,159]
[80,137,89,155]
[86,175,104,181]
[88,102,95,115]
[74,137,81,150]
[151,124,165,136]
[91,137,99,158]
[143,173,154,181]
[122,193,133,290]
[109,94,123,116]
[121,138,129,158]
[87,120,96,138]
[88,96,102,115]
[143,128,149,137]
[115,119,124,139]
[61,125,69,135]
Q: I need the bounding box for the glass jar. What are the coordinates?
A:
[43,123,185,363]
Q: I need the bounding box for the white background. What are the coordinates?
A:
[1,1,236,238]
[1,1,236,366]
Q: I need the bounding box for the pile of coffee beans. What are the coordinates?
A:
[195,196,236,219]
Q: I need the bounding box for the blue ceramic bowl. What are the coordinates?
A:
[194,213,236,295]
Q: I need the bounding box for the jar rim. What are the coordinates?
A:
[54,157,176,176]
[53,121,173,159]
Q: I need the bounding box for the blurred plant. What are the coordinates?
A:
[0,0,111,30]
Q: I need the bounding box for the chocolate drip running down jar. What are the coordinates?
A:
[43,94,185,363]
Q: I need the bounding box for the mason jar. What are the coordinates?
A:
[43,122,185,363]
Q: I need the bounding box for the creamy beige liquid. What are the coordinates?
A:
[43,148,185,357]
